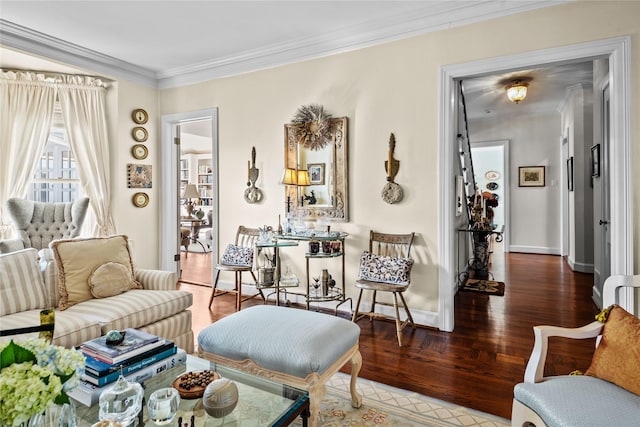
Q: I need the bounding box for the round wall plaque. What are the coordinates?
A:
[132,192,149,208]
[485,170,500,181]
[131,144,148,160]
[131,109,148,124]
[132,127,148,142]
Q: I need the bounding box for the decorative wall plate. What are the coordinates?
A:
[132,192,149,207]
[132,127,148,142]
[485,170,500,181]
[381,182,403,204]
[131,144,148,160]
[486,182,499,190]
[131,109,148,124]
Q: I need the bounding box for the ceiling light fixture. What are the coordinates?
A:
[506,81,529,104]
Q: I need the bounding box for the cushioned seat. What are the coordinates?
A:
[198,305,362,427]
[515,376,640,427]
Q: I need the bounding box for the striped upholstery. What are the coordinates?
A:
[39,248,60,307]
[0,248,48,316]
[63,289,193,332]
[136,269,178,291]
[138,310,194,354]
[0,309,102,348]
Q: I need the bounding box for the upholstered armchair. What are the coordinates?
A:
[0,197,90,253]
[511,275,640,427]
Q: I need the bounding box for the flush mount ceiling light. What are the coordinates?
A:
[506,81,529,104]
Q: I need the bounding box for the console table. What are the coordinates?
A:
[457,225,504,284]
[273,232,351,314]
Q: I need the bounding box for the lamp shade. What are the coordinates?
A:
[281,168,298,185]
[182,184,200,199]
[297,169,310,186]
[506,81,529,104]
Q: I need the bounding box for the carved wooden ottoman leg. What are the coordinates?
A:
[350,349,363,408]
[306,373,326,427]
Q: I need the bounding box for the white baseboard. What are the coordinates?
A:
[508,245,561,255]
[566,257,594,273]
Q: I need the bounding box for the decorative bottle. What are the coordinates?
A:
[321,269,329,295]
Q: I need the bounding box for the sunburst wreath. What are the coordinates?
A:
[292,104,333,151]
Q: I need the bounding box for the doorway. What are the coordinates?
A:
[438,37,633,332]
[161,108,219,283]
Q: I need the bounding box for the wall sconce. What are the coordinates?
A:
[244,146,263,203]
[281,167,298,213]
[506,81,529,104]
[297,169,310,205]
[182,184,200,217]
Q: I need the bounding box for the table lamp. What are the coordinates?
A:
[281,168,298,213]
[297,169,310,205]
[182,184,200,217]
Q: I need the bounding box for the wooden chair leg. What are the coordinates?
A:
[398,292,415,327]
[370,290,377,316]
[236,271,242,311]
[250,270,266,301]
[352,289,364,322]
[392,292,403,347]
[209,270,222,308]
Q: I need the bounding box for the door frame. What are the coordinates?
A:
[160,108,219,274]
[438,36,633,332]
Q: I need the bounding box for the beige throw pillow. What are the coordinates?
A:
[0,248,48,316]
[52,235,140,310]
[89,261,141,298]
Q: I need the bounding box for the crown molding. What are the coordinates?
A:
[0,19,158,87]
[1,1,566,89]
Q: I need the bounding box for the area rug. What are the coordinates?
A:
[461,279,505,296]
[293,372,510,426]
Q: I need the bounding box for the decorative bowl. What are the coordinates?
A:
[202,378,239,418]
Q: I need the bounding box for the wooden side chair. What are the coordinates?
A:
[209,226,264,311]
[352,231,416,346]
[0,308,55,343]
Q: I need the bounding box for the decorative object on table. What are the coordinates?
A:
[131,143,148,160]
[182,184,200,216]
[244,146,263,204]
[461,278,505,296]
[467,189,499,280]
[132,192,149,208]
[104,330,125,346]
[195,209,205,220]
[280,263,300,287]
[131,108,148,125]
[381,133,404,204]
[147,387,180,425]
[291,104,332,150]
[258,225,273,243]
[308,240,320,254]
[321,269,330,295]
[172,370,219,399]
[98,368,144,426]
[591,144,601,177]
[202,377,239,418]
[0,338,85,427]
[518,165,545,187]
[127,163,152,188]
[322,240,331,254]
[131,126,148,142]
[331,241,341,253]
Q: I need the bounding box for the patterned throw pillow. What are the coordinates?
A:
[221,244,254,267]
[358,251,413,285]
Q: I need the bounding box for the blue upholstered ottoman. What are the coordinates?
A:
[198,305,362,427]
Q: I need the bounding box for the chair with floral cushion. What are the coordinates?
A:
[209,226,264,311]
[352,230,416,347]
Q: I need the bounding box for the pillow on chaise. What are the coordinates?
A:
[51,235,141,310]
[220,244,253,267]
[358,251,413,285]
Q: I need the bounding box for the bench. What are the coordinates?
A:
[197,305,362,427]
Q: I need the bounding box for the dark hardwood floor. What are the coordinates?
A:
[177,245,599,420]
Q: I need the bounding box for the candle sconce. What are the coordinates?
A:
[244,146,263,203]
[381,133,404,204]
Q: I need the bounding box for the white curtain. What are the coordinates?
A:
[57,75,115,236]
[0,70,56,238]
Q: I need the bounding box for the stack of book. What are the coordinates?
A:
[69,328,186,406]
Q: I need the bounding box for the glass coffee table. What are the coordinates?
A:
[74,354,310,426]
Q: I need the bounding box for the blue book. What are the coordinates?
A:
[83,340,175,377]
[82,346,177,386]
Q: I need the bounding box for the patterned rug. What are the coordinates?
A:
[461,279,505,296]
[294,373,510,426]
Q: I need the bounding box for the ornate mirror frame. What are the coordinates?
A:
[284,117,348,221]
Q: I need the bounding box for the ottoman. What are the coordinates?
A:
[198,305,362,427]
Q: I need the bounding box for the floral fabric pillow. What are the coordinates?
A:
[358,251,413,285]
[221,244,254,267]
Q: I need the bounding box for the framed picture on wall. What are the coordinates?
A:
[567,157,574,191]
[518,166,545,187]
[307,163,325,185]
[591,144,600,177]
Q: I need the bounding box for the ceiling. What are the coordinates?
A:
[1,1,567,88]
[0,1,589,122]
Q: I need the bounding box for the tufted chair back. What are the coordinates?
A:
[5,197,90,250]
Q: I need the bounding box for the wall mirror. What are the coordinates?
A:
[285,117,348,221]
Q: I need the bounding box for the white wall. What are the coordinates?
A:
[469,114,562,254]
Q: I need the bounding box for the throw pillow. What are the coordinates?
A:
[221,244,253,267]
[358,251,414,285]
[585,305,640,395]
[51,235,140,310]
[0,248,48,316]
[88,261,142,298]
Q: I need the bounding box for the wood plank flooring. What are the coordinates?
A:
[177,245,599,420]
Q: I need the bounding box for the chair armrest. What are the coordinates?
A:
[135,269,178,291]
[524,321,603,384]
[0,238,25,254]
